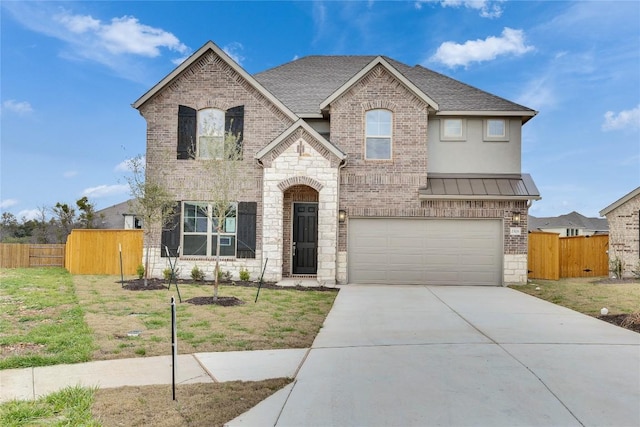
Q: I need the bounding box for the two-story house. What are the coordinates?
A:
[132,40,540,286]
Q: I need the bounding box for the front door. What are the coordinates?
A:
[292,203,318,274]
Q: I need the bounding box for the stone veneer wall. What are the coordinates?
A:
[261,133,340,284]
[605,193,640,277]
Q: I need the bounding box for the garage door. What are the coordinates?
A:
[348,218,502,285]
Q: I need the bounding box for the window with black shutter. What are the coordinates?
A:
[177,106,196,159]
[225,106,244,158]
[177,105,244,160]
[237,201,257,259]
[161,202,181,257]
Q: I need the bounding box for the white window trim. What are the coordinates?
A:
[365,109,393,160]
[483,119,509,142]
[182,201,238,257]
[197,108,225,159]
[440,118,467,141]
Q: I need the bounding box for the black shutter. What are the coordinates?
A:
[225,105,244,157]
[177,105,196,160]
[161,202,181,257]
[237,201,256,259]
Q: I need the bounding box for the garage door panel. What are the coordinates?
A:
[348,219,502,286]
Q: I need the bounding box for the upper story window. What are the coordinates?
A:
[365,109,392,160]
[484,119,509,141]
[198,109,225,159]
[441,118,466,141]
[177,105,244,160]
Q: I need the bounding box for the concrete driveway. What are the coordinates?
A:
[229,285,640,427]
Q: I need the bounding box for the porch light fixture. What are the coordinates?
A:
[338,210,347,223]
[512,212,521,223]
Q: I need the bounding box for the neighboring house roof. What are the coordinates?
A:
[254,55,536,120]
[599,186,640,216]
[96,200,136,229]
[418,173,540,201]
[528,211,609,233]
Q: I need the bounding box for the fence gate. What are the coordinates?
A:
[528,232,609,280]
[29,245,65,267]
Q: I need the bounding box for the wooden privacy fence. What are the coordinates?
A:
[528,232,609,280]
[0,244,66,268]
[65,229,143,275]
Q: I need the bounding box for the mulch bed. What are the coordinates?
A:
[185,296,245,306]
[598,314,640,333]
[119,278,337,292]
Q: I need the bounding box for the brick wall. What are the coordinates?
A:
[137,50,294,275]
[605,193,640,277]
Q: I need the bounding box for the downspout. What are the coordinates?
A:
[337,157,347,284]
[256,159,265,278]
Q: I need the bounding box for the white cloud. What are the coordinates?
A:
[0,199,19,209]
[602,105,640,131]
[114,156,145,172]
[430,27,533,68]
[2,100,33,114]
[17,209,43,221]
[222,42,245,66]
[82,184,129,198]
[3,2,190,81]
[416,0,504,18]
[516,77,556,112]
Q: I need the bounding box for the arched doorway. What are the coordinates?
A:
[283,185,319,276]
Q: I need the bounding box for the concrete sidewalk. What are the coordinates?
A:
[228,285,640,427]
[0,349,308,403]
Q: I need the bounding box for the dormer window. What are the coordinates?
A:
[365,109,392,160]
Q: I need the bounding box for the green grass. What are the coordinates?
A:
[510,277,640,316]
[0,268,94,369]
[0,386,99,427]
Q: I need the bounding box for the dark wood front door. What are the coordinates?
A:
[293,203,318,274]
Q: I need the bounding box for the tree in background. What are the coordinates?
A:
[52,202,76,243]
[125,154,175,286]
[76,196,100,228]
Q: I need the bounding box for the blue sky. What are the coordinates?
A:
[1,0,639,221]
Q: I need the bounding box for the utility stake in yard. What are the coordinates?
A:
[171,296,177,401]
[255,258,268,303]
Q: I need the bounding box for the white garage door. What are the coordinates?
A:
[348,218,502,286]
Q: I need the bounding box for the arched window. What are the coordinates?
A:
[365,109,392,160]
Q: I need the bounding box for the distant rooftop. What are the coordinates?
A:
[528,211,608,233]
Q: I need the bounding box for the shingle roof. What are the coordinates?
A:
[254,55,535,116]
[418,173,540,200]
[528,211,609,232]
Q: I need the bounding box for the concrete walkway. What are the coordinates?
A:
[0,349,308,403]
[228,285,640,426]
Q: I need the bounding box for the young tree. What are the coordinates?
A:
[52,202,76,243]
[199,125,243,300]
[125,154,176,286]
[76,196,100,228]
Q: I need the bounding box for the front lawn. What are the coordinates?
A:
[0,268,337,368]
[510,277,640,330]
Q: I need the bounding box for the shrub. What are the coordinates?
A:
[191,265,205,282]
[136,264,145,279]
[217,269,232,282]
[239,267,250,281]
[163,267,180,282]
[610,256,624,279]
